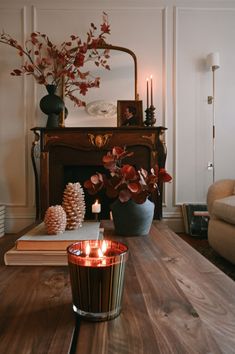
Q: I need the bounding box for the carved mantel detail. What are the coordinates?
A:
[87,133,112,148]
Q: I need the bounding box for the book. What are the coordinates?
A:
[4,247,68,266]
[185,204,208,238]
[181,204,189,234]
[16,221,101,251]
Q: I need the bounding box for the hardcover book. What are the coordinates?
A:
[4,247,68,266]
[185,204,208,238]
[15,221,101,251]
[5,221,104,266]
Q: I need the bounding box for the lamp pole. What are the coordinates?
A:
[212,67,216,183]
[207,52,220,183]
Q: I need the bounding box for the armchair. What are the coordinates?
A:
[207,179,235,264]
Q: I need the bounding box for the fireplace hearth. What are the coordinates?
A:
[31,127,167,221]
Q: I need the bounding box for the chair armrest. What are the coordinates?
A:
[207,179,235,215]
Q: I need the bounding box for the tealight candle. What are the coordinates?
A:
[67,240,129,321]
[92,199,101,214]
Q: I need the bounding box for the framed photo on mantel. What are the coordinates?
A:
[117,100,143,127]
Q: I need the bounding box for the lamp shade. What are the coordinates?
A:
[207,52,220,70]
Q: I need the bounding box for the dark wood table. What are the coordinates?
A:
[1,221,235,354]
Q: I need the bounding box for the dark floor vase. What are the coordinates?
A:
[40,84,64,127]
[111,199,154,236]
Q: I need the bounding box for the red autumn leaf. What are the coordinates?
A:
[90,173,103,184]
[159,168,172,183]
[74,53,85,67]
[121,165,137,180]
[12,69,22,75]
[26,65,34,72]
[84,180,93,189]
[100,23,110,34]
[112,146,124,157]
[127,182,142,194]
[79,82,89,95]
[131,191,149,204]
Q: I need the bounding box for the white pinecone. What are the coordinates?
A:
[44,205,67,235]
[62,182,86,230]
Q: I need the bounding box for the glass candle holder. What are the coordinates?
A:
[67,240,129,321]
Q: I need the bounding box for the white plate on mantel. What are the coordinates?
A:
[85,100,117,119]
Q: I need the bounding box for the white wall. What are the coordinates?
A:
[0,0,235,232]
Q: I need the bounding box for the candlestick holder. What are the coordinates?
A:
[94,212,100,222]
[67,240,129,321]
[144,105,156,126]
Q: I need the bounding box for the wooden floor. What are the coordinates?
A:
[177,232,235,281]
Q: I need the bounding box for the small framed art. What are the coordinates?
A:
[117,100,143,127]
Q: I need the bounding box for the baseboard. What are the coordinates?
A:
[161,216,185,233]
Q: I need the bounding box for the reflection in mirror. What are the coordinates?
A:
[37,45,138,127]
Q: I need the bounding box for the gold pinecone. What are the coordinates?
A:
[62,182,86,230]
[44,205,67,235]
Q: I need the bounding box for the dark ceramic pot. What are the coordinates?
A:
[111,199,154,236]
[39,84,64,127]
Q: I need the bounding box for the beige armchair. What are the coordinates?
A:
[207,179,235,264]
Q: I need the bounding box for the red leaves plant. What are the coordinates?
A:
[84,146,172,204]
[0,12,111,107]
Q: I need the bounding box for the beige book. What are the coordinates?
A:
[4,247,68,266]
[16,222,102,251]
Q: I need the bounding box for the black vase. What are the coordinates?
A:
[40,84,65,128]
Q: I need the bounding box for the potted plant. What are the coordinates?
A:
[84,146,172,236]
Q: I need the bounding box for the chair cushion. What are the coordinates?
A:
[213,196,235,225]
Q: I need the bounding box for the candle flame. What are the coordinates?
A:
[101,240,107,254]
[97,248,103,257]
[150,74,153,79]
[146,77,149,81]
[85,243,91,256]
[95,199,99,205]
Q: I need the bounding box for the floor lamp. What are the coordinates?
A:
[207,52,220,183]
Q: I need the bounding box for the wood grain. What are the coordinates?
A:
[1,222,235,353]
[76,221,235,354]
[0,227,75,354]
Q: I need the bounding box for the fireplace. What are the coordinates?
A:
[31,127,167,221]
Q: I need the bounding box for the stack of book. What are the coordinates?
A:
[181,203,209,238]
[0,205,5,237]
[4,221,102,266]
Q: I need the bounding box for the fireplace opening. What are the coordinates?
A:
[64,165,114,220]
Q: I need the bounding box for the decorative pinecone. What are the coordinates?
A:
[62,182,86,230]
[44,205,67,235]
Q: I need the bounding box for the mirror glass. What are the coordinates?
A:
[37,45,137,127]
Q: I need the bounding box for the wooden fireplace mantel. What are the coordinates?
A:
[31,126,167,221]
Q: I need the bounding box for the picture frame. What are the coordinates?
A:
[117,100,143,127]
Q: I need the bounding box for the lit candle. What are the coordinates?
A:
[150,75,153,106]
[67,240,129,321]
[92,199,101,214]
[146,78,149,109]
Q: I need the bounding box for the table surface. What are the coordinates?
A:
[1,221,235,354]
